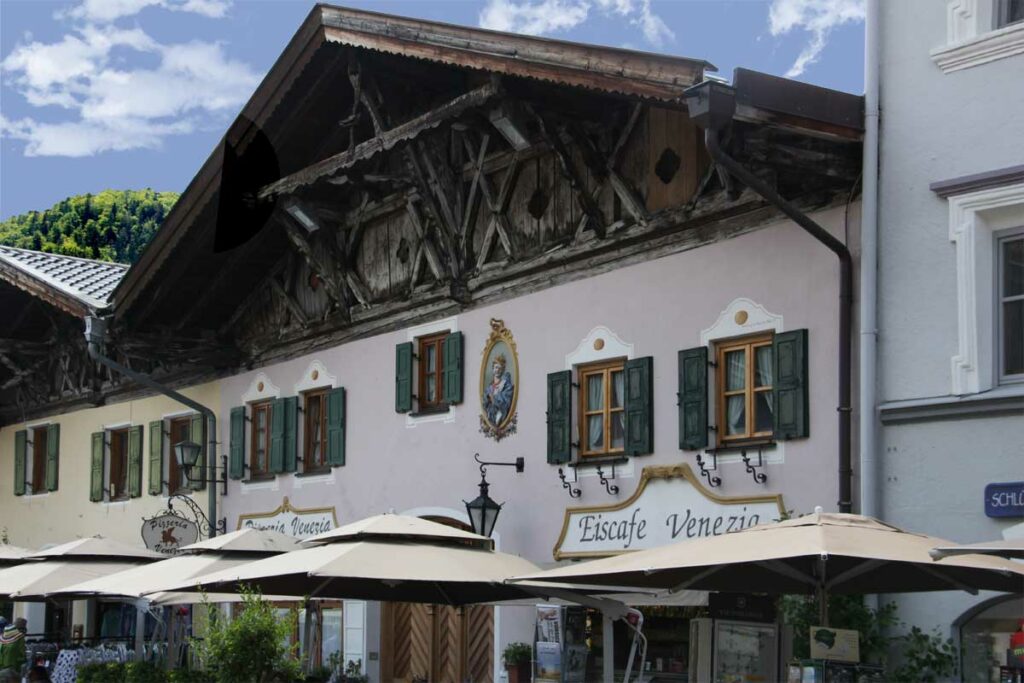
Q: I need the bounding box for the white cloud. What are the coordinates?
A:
[479,0,674,47]
[62,0,230,23]
[769,0,865,77]
[2,0,256,157]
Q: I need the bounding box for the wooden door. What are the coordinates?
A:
[381,602,494,683]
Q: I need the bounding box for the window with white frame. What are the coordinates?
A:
[998,230,1024,382]
[997,0,1024,27]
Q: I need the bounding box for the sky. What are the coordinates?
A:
[0,0,865,220]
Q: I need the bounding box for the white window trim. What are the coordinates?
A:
[997,228,1024,383]
[932,0,1024,72]
[565,326,636,480]
[700,297,786,465]
[948,181,1024,394]
[241,372,281,404]
[404,316,458,427]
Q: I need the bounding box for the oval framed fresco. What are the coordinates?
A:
[479,318,519,441]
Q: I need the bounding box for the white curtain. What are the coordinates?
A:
[726,352,746,434]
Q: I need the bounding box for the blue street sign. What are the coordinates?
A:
[984,482,1024,518]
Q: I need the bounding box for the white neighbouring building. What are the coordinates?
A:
[874,0,1024,677]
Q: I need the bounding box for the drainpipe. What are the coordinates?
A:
[860,0,881,521]
[683,82,854,513]
[84,316,220,537]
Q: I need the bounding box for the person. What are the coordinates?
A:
[26,665,50,682]
[0,618,26,678]
[483,353,514,426]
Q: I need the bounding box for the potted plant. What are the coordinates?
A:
[503,642,532,683]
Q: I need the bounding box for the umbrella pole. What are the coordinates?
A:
[816,555,829,627]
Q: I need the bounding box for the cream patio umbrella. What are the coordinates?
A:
[160,514,570,605]
[930,537,1024,560]
[0,536,161,600]
[514,509,1024,623]
[48,528,302,603]
[0,545,33,567]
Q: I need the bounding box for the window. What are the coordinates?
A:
[999,232,1024,381]
[168,417,192,493]
[998,0,1024,27]
[394,330,463,415]
[417,331,447,412]
[31,426,48,494]
[717,334,774,444]
[109,428,130,501]
[304,389,329,472]
[578,359,626,457]
[250,401,272,478]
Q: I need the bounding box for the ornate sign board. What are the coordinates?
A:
[479,318,519,441]
[141,513,200,555]
[553,465,786,560]
[236,497,338,539]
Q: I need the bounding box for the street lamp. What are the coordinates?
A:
[464,454,524,538]
[174,440,229,495]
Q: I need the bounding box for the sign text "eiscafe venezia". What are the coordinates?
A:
[554,465,785,559]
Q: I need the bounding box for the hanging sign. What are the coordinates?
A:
[984,482,1024,518]
[141,513,200,555]
[236,496,338,539]
[553,465,785,560]
[809,626,860,662]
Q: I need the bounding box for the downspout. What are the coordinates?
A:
[684,82,854,512]
[84,316,220,537]
[860,0,881,521]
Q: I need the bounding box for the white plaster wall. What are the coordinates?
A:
[876,0,1024,645]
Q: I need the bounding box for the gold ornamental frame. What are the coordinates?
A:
[236,496,339,530]
[479,318,519,441]
[552,464,786,560]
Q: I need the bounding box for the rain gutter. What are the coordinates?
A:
[84,316,220,538]
[683,81,855,513]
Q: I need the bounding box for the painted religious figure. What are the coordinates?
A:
[480,318,519,441]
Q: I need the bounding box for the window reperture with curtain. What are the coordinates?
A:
[718,335,774,443]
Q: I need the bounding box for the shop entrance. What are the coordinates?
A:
[379,516,494,683]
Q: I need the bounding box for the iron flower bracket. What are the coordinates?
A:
[741,447,768,485]
[696,452,721,488]
[558,467,581,499]
[595,466,619,496]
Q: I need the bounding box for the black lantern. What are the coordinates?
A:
[465,477,503,538]
[464,454,523,538]
[174,440,203,471]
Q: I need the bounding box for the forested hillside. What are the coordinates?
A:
[0,189,179,264]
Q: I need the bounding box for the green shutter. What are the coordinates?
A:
[90,432,104,502]
[14,430,27,497]
[623,357,654,455]
[190,415,206,491]
[773,329,809,439]
[148,421,164,495]
[269,398,285,474]
[46,424,60,492]
[283,396,298,472]
[229,406,246,480]
[546,371,572,464]
[327,387,346,467]
[442,331,463,405]
[395,342,413,413]
[128,425,143,498]
[679,347,709,450]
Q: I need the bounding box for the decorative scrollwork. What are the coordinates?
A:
[741,448,768,485]
[558,468,581,499]
[695,453,721,488]
[167,493,226,539]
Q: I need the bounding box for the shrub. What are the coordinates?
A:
[192,587,302,683]
[502,642,532,666]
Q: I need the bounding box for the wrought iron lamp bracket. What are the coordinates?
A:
[182,454,230,496]
[557,467,581,499]
[696,452,721,488]
[167,493,227,539]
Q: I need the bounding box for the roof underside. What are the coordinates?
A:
[0,246,128,316]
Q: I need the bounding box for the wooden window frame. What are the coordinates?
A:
[578,358,626,458]
[716,333,774,446]
[168,416,192,494]
[999,230,1024,383]
[108,427,130,501]
[249,401,273,479]
[303,388,330,473]
[416,331,448,413]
